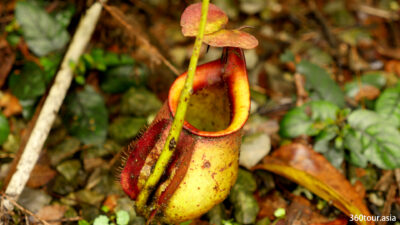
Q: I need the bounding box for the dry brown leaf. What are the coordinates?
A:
[103,194,119,212]
[0,92,22,117]
[355,85,380,102]
[285,196,330,225]
[256,191,287,220]
[385,60,400,77]
[0,38,15,88]
[253,143,374,225]
[27,164,57,188]
[36,204,66,225]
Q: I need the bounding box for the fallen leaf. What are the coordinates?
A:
[0,92,22,117]
[253,143,374,225]
[0,38,15,88]
[285,196,330,225]
[103,194,119,212]
[256,191,287,220]
[36,204,66,225]
[354,85,380,102]
[27,164,57,188]
[311,218,349,225]
[180,3,228,37]
[203,29,259,49]
[385,60,400,77]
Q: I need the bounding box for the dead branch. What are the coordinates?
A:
[101,3,180,76]
[2,1,105,210]
[0,192,51,225]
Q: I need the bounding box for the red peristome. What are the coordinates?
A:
[120,119,169,200]
[168,47,250,137]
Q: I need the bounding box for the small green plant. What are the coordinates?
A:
[79,210,130,225]
[279,54,400,169]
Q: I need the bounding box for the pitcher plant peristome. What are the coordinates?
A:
[120,47,250,223]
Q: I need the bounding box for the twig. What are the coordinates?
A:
[307,0,337,48]
[2,1,105,209]
[357,4,399,20]
[101,3,180,76]
[377,184,396,225]
[294,73,308,106]
[0,192,51,225]
[394,169,400,194]
[135,0,210,216]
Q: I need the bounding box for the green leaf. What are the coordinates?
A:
[93,215,109,225]
[279,107,312,138]
[229,169,259,224]
[309,101,339,121]
[229,189,259,224]
[297,60,345,107]
[338,28,371,46]
[280,101,339,138]
[314,126,338,153]
[375,86,400,127]
[64,85,108,146]
[207,204,226,225]
[0,113,10,145]
[109,117,147,143]
[15,1,70,56]
[100,65,148,94]
[53,5,75,28]
[9,62,46,100]
[361,72,386,88]
[40,54,62,83]
[116,210,130,225]
[89,49,134,69]
[313,126,344,168]
[120,88,162,116]
[346,110,400,169]
[344,129,368,168]
[78,220,90,225]
[279,49,295,63]
[56,160,81,181]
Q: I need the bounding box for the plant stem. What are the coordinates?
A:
[136,0,210,211]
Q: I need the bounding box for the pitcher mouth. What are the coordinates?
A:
[168,47,250,137]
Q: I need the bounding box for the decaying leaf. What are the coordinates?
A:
[36,204,67,225]
[354,85,380,102]
[0,92,22,117]
[0,38,15,88]
[203,29,259,50]
[253,143,374,225]
[180,3,228,37]
[27,164,57,188]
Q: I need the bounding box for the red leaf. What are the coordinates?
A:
[180,3,228,37]
[203,29,258,49]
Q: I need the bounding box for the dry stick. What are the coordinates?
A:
[294,73,308,107]
[1,192,51,225]
[2,1,105,209]
[357,4,399,20]
[101,4,180,76]
[377,184,397,225]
